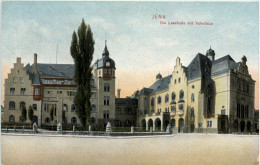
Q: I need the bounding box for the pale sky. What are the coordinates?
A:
[1,2,259,109]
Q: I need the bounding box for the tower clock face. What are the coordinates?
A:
[106,61,110,67]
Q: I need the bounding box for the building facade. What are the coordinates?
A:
[2,43,116,128]
[2,45,256,133]
[133,48,256,133]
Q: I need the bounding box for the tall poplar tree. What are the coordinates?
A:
[70,19,95,127]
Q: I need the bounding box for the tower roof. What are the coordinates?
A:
[102,40,109,57]
[206,46,215,55]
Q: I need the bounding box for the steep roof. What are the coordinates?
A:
[149,75,172,94]
[211,55,238,76]
[138,88,153,95]
[187,53,212,81]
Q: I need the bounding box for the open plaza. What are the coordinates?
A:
[1,133,259,165]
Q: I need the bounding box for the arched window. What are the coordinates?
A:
[179,90,184,100]
[151,97,155,106]
[157,96,162,104]
[174,79,177,84]
[9,101,15,110]
[165,94,169,103]
[178,78,181,83]
[20,101,26,110]
[71,117,77,124]
[178,104,184,111]
[9,115,15,122]
[71,104,76,111]
[171,92,176,101]
[191,93,195,102]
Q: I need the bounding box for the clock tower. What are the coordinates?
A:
[93,41,116,128]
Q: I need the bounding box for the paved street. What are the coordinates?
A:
[1,133,259,165]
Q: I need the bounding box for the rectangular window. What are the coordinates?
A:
[20,88,26,95]
[221,109,226,115]
[20,77,24,83]
[207,121,212,128]
[103,110,109,119]
[57,91,62,94]
[10,88,15,95]
[104,83,110,92]
[13,77,17,83]
[63,104,68,111]
[67,91,75,96]
[198,123,202,128]
[35,88,40,95]
[104,69,108,74]
[104,96,110,105]
[33,104,37,110]
[108,69,112,74]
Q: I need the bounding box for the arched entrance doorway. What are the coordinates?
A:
[171,119,176,128]
[233,120,238,132]
[164,120,169,131]
[240,121,245,132]
[178,118,184,133]
[148,119,153,129]
[155,118,161,131]
[142,119,146,130]
[247,121,251,132]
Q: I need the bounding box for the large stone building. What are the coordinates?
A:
[132,47,256,133]
[2,45,256,133]
[2,43,116,128]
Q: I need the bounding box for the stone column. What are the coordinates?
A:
[89,126,92,133]
[33,123,38,133]
[57,123,62,134]
[106,122,112,135]
[131,126,134,133]
[150,126,153,133]
[73,126,75,133]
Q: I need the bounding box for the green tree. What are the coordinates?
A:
[28,105,34,124]
[70,19,95,127]
[21,105,27,122]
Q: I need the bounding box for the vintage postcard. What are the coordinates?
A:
[1,1,259,165]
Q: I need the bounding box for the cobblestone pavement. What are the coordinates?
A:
[1,133,259,165]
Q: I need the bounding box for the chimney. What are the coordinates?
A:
[33,53,38,75]
[117,89,121,98]
[16,57,21,64]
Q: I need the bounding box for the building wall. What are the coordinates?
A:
[2,58,41,125]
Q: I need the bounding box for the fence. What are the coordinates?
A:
[1,123,173,136]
